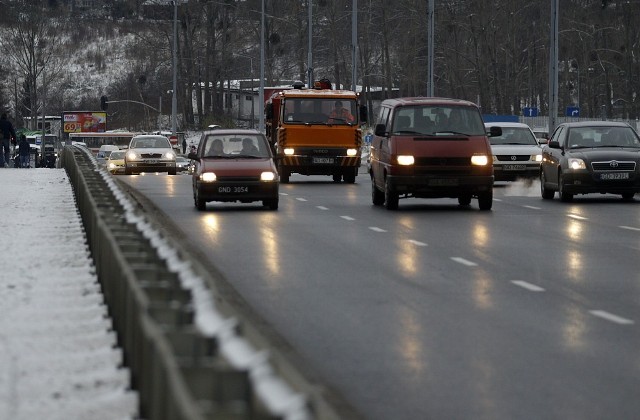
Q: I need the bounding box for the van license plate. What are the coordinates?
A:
[600,172,629,180]
[313,157,334,164]
[429,179,458,186]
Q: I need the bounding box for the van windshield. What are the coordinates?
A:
[392,106,485,136]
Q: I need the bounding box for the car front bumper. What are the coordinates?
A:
[386,174,494,198]
[195,180,279,203]
[561,171,640,195]
[493,163,540,181]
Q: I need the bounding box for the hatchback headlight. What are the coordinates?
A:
[471,155,489,166]
[397,155,415,166]
[201,172,217,182]
[568,158,586,170]
[260,171,276,181]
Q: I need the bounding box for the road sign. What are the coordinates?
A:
[566,106,580,117]
[523,107,539,117]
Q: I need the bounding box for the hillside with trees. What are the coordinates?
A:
[0,0,637,131]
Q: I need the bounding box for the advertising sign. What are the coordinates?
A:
[63,112,107,133]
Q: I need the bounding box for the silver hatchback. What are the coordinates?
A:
[125,135,177,175]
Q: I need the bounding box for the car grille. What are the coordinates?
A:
[217,176,260,182]
[495,155,531,162]
[591,161,636,171]
[141,153,164,159]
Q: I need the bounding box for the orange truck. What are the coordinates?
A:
[265,81,367,183]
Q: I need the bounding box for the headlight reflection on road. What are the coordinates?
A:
[566,249,583,283]
[165,174,177,196]
[473,269,494,310]
[473,223,489,248]
[565,219,583,242]
[562,303,587,351]
[260,218,280,278]
[201,214,221,237]
[397,239,418,276]
[396,308,425,376]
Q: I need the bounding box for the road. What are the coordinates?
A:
[118,171,640,420]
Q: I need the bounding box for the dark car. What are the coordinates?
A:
[540,121,640,201]
[189,129,279,210]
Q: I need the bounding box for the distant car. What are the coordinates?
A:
[96,145,120,167]
[189,129,279,210]
[124,134,177,175]
[106,150,126,174]
[532,127,549,144]
[175,155,190,173]
[540,121,640,201]
[484,122,542,181]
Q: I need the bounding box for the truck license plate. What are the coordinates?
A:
[313,157,334,164]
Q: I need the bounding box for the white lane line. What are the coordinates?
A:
[296,197,308,202]
[340,216,355,221]
[523,205,541,210]
[493,198,503,202]
[369,227,387,233]
[567,213,588,220]
[279,192,289,196]
[451,257,478,267]
[620,225,640,232]
[589,310,635,325]
[316,206,329,211]
[408,239,427,247]
[511,280,545,292]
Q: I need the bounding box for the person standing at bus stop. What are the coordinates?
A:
[0,113,16,167]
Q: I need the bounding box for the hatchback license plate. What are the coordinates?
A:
[218,186,249,193]
[600,172,629,180]
[313,157,334,164]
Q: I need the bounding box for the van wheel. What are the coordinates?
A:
[458,194,472,206]
[478,190,493,210]
[384,179,399,210]
[372,180,384,205]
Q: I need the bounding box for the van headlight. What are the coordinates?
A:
[396,155,415,166]
[471,155,490,166]
[260,171,276,181]
[201,172,217,182]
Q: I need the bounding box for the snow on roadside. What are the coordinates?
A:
[0,168,138,420]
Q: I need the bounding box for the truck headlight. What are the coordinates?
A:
[284,148,294,155]
[347,148,358,156]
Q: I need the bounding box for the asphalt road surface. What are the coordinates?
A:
[118,171,640,420]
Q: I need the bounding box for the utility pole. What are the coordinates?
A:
[172,1,178,136]
[548,0,559,133]
[351,0,357,92]
[427,0,435,96]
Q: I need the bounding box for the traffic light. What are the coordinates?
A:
[100,95,108,111]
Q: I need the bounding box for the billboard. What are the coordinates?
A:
[63,112,107,133]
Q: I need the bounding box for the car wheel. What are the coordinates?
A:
[621,192,635,201]
[458,194,472,206]
[384,178,399,210]
[540,170,555,199]
[332,173,342,183]
[478,190,493,210]
[372,179,384,205]
[263,198,279,210]
[558,172,573,202]
[195,189,206,211]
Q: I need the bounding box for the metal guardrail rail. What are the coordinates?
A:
[60,145,358,420]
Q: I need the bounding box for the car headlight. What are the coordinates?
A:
[396,155,415,166]
[108,162,115,169]
[260,171,276,181]
[126,151,139,160]
[201,172,217,182]
[532,154,543,162]
[347,148,358,156]
[284,148,294,155]
[568,158,586,170]
[165,151,175,159]
[471,155,489,166]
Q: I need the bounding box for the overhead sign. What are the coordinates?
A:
[566,106,580,117]
[523,107,539,117]
[63,112,107,133]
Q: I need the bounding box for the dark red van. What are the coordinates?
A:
[369,97,500,210]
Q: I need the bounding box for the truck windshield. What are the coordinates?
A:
[392,106,485,136]
[283,98,357,125]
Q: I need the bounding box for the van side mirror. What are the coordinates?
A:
[359,105,368,123]
[265,103,273,119]
[374,123,387,137]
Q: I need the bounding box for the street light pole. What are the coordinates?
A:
[171,0,178,136]
[259,0,265,132]
[351,0,357,92]
[307,0,313,87]
[427,0,435,96]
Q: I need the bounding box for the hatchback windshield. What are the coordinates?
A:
[202,134,270,158]
[392,105,485,136]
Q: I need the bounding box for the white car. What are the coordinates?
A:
[124,134,177,175]
[484,122,543,181]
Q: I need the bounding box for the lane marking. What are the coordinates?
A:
[340,216,355,221]
[511,280,545,292]
[523,205,541,210]
[620,225,640,232]
[316,206,329,211]
[567,213,588,220]
[451,257,477,267]
[296,197,308,202]
[369,227,387,233]
[408,239,427,247]
[493,198,503,202]
[279,192,289,196]
[589,310,635,325]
